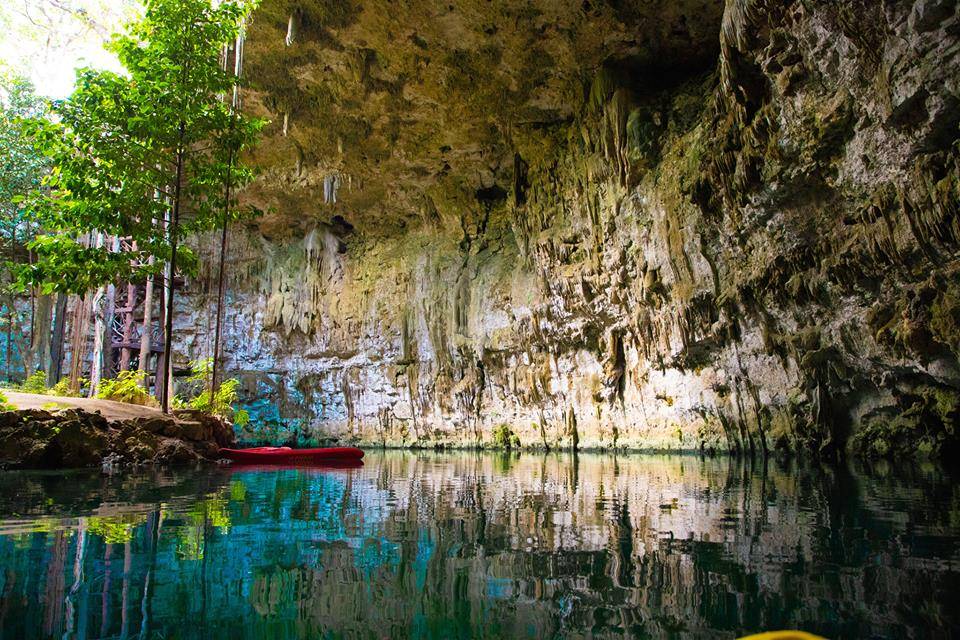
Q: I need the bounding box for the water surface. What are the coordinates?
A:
[0,453,957,639]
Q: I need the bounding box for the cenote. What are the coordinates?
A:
[2,0,960,638]
[1,453,958,639]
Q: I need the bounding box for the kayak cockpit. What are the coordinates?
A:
[219,446,364,465]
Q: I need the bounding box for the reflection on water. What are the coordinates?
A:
[0,453,958,639]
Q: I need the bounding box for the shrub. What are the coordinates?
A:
[49,377,86,397]
[18,371,48,394]
[180,358,249,426]
[0,390,14,412]
[10,372,86,397]
[189,377,249,426]
[97,371,158,407]
[233,407,250,428]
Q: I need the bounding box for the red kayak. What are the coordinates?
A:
[226,460,364,473]
[219,446,364,465]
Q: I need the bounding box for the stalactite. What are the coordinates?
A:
[258,227,347,336]
[323,174,341,204]
[285,12,298,47]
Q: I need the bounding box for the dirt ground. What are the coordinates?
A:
[4,391,169,422]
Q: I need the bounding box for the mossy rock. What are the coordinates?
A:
[491,424,521,449]
[850,385,960,459]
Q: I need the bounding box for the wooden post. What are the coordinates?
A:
[118,281,138,372]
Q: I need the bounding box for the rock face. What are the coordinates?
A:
[177,0,960,456]
[0,409,235,469]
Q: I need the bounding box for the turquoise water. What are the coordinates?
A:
[0,453,957,639]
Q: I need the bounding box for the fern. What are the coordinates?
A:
[182,361,248,425]
[188,379,239,416]
[187,358,213,384]
[97,371,158,407]
[233,408,250,427]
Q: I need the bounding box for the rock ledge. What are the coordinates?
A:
[0,408,235,470]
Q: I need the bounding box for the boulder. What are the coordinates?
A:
[42,419,109,468]
[154,439,201,465]
[134,415,175,435]
[195,440,222,460]
[202,415,236,448]
[179,420,211,442]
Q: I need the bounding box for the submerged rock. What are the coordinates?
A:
[0,408,235,470]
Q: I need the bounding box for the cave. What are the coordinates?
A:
[2,1,960,638]
[185,0,959,459]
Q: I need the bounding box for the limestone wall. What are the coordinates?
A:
[178,0,960,455]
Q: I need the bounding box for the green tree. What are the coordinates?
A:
[0,74,49,381]
[18,0,262,411]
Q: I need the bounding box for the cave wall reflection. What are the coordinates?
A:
[0,453,958,639]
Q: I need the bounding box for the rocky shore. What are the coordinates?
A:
[0,407,235,470]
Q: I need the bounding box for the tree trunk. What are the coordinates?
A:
[27,247,34,370]
[138,258,155,387]
[5,303,12,382]
[48,293,68,386]
[28,293,54,378]
[88,234,106,395]
[101,277,117,379]
[68,294,92,394]
[4,224,14,382]
[211,145,234,395]
[90,237,118,395]
[160,130,185,413]
[154,272,166,399]
[118,241,140,373]
[88,285,106,396]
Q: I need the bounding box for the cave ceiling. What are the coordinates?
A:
[241,0,724,240]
